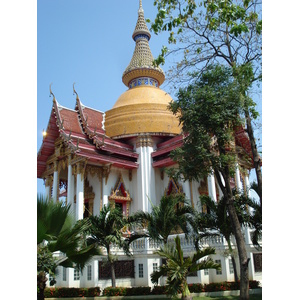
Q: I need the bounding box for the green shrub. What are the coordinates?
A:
[102,286,127,296]
[126,286,151,296]
[249,280,260,289]
[151,285,168,295]
[87,287,101,296]
[188,283,204,293]
[44,288,58,298]
[103,286,151,296]
[152,280,260,294]
[44,286,100,298]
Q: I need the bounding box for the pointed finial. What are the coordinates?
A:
[73,82,79,100]
[139,0,143,12]
[49,83,55,101]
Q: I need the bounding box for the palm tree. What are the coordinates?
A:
[131,194,194,246]
[151,235,220,300]
[85,204,144,287]
[192,192,261,282]
[37,195,100,300]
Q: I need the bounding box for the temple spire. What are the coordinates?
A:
[122,0,165,88]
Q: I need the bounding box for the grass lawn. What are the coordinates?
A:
[130,295,262,300]
[192,294,262,300]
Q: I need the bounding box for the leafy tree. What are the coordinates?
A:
[151,235,220,300]
[149,0,262,205]
[168,64,253,299]
[131,194,194,246]
[37,195,100,300]
[85,204,143,287]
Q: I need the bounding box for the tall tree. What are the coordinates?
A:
[151,235,220,300]
[149,0,262,204]
[37,195,100,300]
[131,194,194,246]
[168,65,254,300]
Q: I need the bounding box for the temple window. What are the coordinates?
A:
[109,175,132,217]
[84,179,95,218]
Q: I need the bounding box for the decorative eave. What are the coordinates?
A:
[38,97,139,179]
[75,97,139,159]
[151,135,183,168]
[234,125,261,169]
[152,135,184,158]
[151,127,258,170]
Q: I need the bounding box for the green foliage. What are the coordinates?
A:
[37,245,57,278]
[131,194,194,245]
[150,0,261,90]
[151,235,220,298]
[37,194,72,245]
[169,64,247,182]
[37,195,101,299]
[86,204,125,252]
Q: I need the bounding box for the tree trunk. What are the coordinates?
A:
[182,282,192,300]
[231,255,239,283]
[226,200,249,299]
[111,261,116,287]
[37,271,47,300]
[219,168,250,300]
[226,238,239,282]
[245,109,262,206]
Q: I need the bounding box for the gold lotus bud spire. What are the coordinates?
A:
[122,0,165,88]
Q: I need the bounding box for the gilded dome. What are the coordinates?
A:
[105,86,181,138]
[104,1,181,139]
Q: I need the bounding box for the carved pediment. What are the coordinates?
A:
[109,175,131,202]
[198,178,208,195]
[164,178,183,196]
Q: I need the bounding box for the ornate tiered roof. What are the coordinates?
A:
[37,94,139,179]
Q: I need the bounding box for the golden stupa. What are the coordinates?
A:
[105,0,181,139]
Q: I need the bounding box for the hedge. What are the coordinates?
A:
[44,287,100,298]
[103,286,151,296]
[103,281,260,296]
[44,281,260,297]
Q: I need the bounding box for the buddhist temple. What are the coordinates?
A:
[37,0,261,289]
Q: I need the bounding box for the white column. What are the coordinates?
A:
[67,158,75,218]
[136,136,155,213]
[243,172,252,245]
[44,177,51,201]
[76,163,84,221]
[235,163,242,192]
[102,170,109,208]
[92,259,98,287]
[207,173,217,202]
[52,160,59,202]
[244,173,251,197]
[136,146,146,212]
